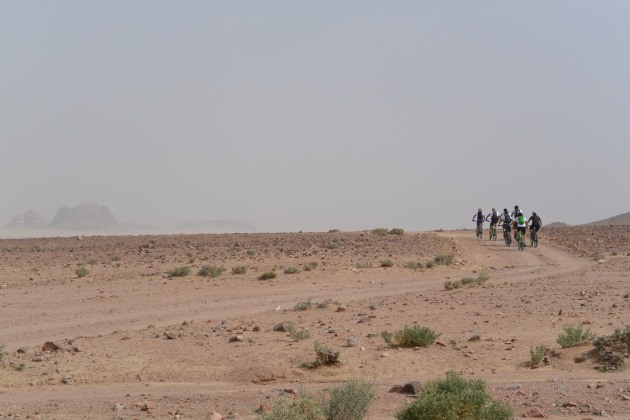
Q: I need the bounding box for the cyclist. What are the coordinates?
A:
[472,208,485,238]
[527,211,543,233]
[485,207,500,239]
[499,208,512,238]
[511,205,524,241]
[515,209,528,247]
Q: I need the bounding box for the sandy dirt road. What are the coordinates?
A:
[1,228,629,419]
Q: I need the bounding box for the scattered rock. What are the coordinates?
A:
[357,317,371,324]
[435,341,447,347]
[112,403,124,411]
[208,412,225,420]
[255,404,271,413]
[137,372,149,382]
[522,407,545,418]
[165,331,178,340]
[228,335,243,343]
[389,385,405,393]
[42,341,60,352]
[31,356,44,362]
[403,381,423,395]
[336,305,347,312]
[381,352,389,357]
[252,326,260,332]
[273,322,290,332]
[141,401,156,412]
[16,347,32,354]
[347,337,358,347]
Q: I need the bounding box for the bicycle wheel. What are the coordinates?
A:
[533,231,538,247]
[518,232,524,251]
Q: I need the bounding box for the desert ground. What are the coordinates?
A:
[1,226,629,419]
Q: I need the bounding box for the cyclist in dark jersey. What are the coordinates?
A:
[499,208,512,236]
[485,208,500,231]
[472,208,485,238]
[527,212,543,232]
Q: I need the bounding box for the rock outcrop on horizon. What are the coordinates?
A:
[4,210,47,229]
[49,201,119,231]
[583,211,630,226]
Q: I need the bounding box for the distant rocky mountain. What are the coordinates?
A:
[583,211,630,226]
[49,201,119,231]
[4,210,47,228]
[546,222,571,228]
[175,220,257,233]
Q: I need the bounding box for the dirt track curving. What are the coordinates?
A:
[1,228,629,419]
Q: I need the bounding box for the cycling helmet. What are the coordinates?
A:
[532,211,537,216]
[478,208,482,212]
[503,208,508,213]
[515,205,519,209]
[492,207,496,211]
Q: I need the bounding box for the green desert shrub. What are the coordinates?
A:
[320,378,374,420]
[594,325,630,372]
[284,266,300,274]
[295,298,313,311]
[356,262,372,269]
[198,264,224,277]
[286,323,311,342]
[303,342,340,368]
[405,261,423,270]
[382,325,440,348]
[258,271,277,280]
[556,324,596,348]
[0,343,7,361]
[433,252,455,266]
[260,395,326,420]
[232,265,247,275]
[372,228,388,237]
[325,242,339,250]
[316,299,334,309]
[396,371,513,420]
[529,345,547,367]
[388,228,405,235]
[75,266,89,278]
[444,271,489,290]
[425,261,434,269]
[167,266,190,278]
[87,258,98,265]
[304,262,318,271]
[380,259,393,268]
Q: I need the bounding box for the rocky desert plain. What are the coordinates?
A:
[1,225,629,419]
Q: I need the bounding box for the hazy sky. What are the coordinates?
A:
[2,1,629,232]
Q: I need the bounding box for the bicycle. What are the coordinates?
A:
[530,228,538,248]
[517,229,525,251]
[475,224,483,241]
[503,226,512,246]
[489,224,498,241]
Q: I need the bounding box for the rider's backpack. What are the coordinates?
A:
[492,210,498,220]
[477,210,483,220]
[517,215,526,225]
[504,213,512,223]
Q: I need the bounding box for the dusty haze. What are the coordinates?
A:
[1,2,629,232]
